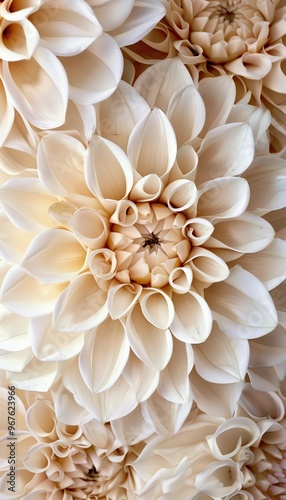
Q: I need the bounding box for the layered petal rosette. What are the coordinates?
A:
[1,61,285,420]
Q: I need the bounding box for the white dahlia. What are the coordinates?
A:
[0,58,285,421]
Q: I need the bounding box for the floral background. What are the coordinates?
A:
[0,0,286,498]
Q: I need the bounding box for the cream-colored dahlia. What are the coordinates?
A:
[0,0,165,132]
[1,58,285,421]
[125,0,286,152]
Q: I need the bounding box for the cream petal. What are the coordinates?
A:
[205,266,278,339]
[207,213,275,254]
[7,356,58,391]
[168,145,198,183]
[249,323,286,368]
[248,366,280,392]
[167,84,206,146]
[127,107,177,178]
[194,322,249,384]
[198,76,236,136]
[160,179,197,212]
[0,347,32,371]
[158,338,191,404]
[171,291,212,343]
[79,317,129,393]
[89,248,117,282]
[22,229,86,283]
[0,78,14,147]
[1,265,66,317]
[69,207,109,249]
[110,199,138,227]
[0,177,56,231]
[195,459,243,497]
[227,104,271,147]
[53,273,108,332]
[0,213,35,264]
[225,52,272,80]
[107,282,142,319]
[97,80,150,151]
[182,217,214,246]
[54,385,89,425]
[196,177,250,222]
[130,174,163,202]
[168,266,193,294]
[30,0,102,56]
[0,305,29,351]
[0,18,39,61]
[239,383,285,421]
[126,302,173,370]
[134,57,193,112]
[37,133,89,196]
[29,314,84,362]
[187,247,229,283]
[61,32,123,105]
[89,0,134,32]
[122,350,159,402]
[26,399,57,439]
[110,0,166,47]
[111,405,154,445]
[85,135,133,200]
[196,123,254,184]
[2,47,69,129]
[190,370,244,417]
[139,288,175,330]
[22,443,53,473]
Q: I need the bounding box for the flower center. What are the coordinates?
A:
[107,203,191,287]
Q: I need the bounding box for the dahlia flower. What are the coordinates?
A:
[0,0,165,133]
[125,0,286,152]
[1,58,285,421]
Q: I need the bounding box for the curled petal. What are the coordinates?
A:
[197,177,250,222]
[182,217,214,246]
[22,229,86,283]
[187,247,229,283]
[123,350,159,403]
[1,265,66,317]
[198,76,236,136]
[61,32,123,105]
[89,248,117,282]
[126,302,173,370]
[26,399,57,439]
[53,273,108,332]
[107,282,142,319]
[37,133,89,196]
[171,291,212,343]
[130,174,163,202]
[69,207,109,249]
[158,339,191,404]
[139,288,175,330]
[110,199,138,227]
[239,384,285,421]
[127,107,177,178]
[0,18,39,61]
[195,459,244,497]
[225,52,272,80]
[85,135,133,200]
[167,84,206,146]
[134,57,193,112]
[79,317,130,393]
[2,47,69,129]
[168,266,193,294]
[205,266,278,339]
[160,179,197,213]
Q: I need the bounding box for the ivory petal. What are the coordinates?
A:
[171,291,212,343]
[139,288,175,330]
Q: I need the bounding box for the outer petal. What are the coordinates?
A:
[139,288,175,330]
[0,18,39,61]
[127,107,177,178]
[122,350,159,402]
[170,291,212,343]
[30,0,103,56]
[61,32,123,105]
[198,76,236,136]
[205,266,278,339]
[53,273,108,332]
[0,213,35,264]
[85,135,133,200]
[194,322,250,384]
[79,317,130,393]
[22,229,86,283]
[0,305,29,352]
[186,247,229,283]
[0,347,32,372]
[69,208,109,249]
[196,123,254,184]
[0,78,14,147]
[88,0,134,32]
[7,357,59,391]
[126,302,173,371]
[239,383,285,421]
[2,47,69,129]
[1,265,66,317]
[158,338,191,404]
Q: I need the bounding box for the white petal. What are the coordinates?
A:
[89,248,117,282]
[168,266,193,294]
[3,47,69,129]
[139,288,175,330]
[0,305,29,351]
[198,76,236,136]
[187,247,230,283]
[0,78,14,147]
[171,291,212,343]
[53,273,108,332]
[1,265,66,317]
[7,357,58,391]
[122,350,159,402]
[205,266,278,339]
[195,459,243,497]
[158,339,191,404]
[0,213,35,264]
[182,217,214,246]
[134,57,193,112]
[22,229,86,283]
[37,133,89,196]
[196,123,254,184]
[127,107,177,178]
[160,179,197,212]
[89,0,134,32]
[126,302,173,370]
[62,32,123,105]
[130,174,163,202]
[85,135,133,199]
[194,322,249,384]
[107,282,142,319]
[54,385,89,425]
[239,383,285,420]
[111,405,154,446]
[168,145,198,183]
[29,314,84,361]
[0,347,32,371]
[69,207,109,249]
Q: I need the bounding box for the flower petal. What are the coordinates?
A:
[158,338,191,404]
[89,0,134,32]
[139,288,175,330]
[198,76,236,136]
[79,317,129,393]
[205,266,278,339]
[122,350,159,402]
[0,78,14,147]
[7,357,59,391]
[171,291,212,343]
[225,52,272,80]
[187,247,230,283]
[160,179,197,213]
[182,217,214,246]
[107,282,142,320]
[0,305,29,351]
[69,207,109,249]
